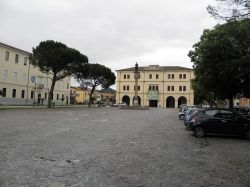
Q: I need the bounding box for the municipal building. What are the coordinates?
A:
[116,65,194,108]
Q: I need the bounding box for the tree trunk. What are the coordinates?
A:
[88,86,96,107]
[229,96,234,109]
[48,76,56,108]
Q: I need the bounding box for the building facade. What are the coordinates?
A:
[239,97,250,107]
[70,87,90,104]
[0,42,70,105]
[116,65,194,108]
[98,88,116,105]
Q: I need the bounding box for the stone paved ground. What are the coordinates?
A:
[0,107,249,187]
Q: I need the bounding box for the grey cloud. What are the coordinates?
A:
[0,0,216,74]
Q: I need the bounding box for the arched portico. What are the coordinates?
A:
[166,96,175,108]
[133,96,141,106]
[178,96,187,107]
[122,95,130,106]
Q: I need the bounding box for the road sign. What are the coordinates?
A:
[31,76,36,83]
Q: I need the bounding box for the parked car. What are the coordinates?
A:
[189,108,250,140]
[178,105,196,120]
[184,108,202,127]
[232,106,250,119]
[114,102,127,107]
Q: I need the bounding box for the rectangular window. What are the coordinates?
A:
[183,74,186,79]
[24,57,27,65]
[149,86,151,91]
[31,91,34,99]
[152,86,155,90]
[23,74,27,82]
[179,86,182,91]
[179,74,182,79]
[127,74,130,79]
[171,86,174,91]
[2,88,6,97]
[167,86,170,91]
[172,74,174,79]
[57,94,59,100]
[149,74,152,79]
[127,86,129,91]
[12,89,16,98]
[138,74,141,79]
[5,51,9,61]
[3,70,8,81]
[13,72,17,81]
[21,90,25,98]
[156,74,159,79]
[183,86,186,91]
[124,74,126,79]
[45,92,47,100]
[156,86,158,91]
[123,85,126,91]
[138,85,140,91]
[15,54,19,63]
[168,74,171,79]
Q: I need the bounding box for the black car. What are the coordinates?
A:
[189,108,250,140]
[232,106,250,120]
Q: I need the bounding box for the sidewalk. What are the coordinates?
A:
[0,104,89,110]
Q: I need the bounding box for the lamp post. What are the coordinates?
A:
[30,76,36,104]
[134,62,139,106]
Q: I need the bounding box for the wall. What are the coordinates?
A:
[0,43,70,105]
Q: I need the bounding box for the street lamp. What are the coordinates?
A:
[30,76,36,104]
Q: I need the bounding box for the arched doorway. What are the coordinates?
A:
[133,96,141,106]
[178,96,187,107]
[122,95,130,106]
[166,96,175,108]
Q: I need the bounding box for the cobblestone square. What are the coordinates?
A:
[0,108,249,187]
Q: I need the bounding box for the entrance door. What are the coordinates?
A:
[149,100,158,107]
[37,94,41,104]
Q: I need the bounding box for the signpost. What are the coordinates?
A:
[31,76,36,104]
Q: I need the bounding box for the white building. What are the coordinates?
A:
[0,42,70,105]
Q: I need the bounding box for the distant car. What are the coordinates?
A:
[114,102,127,107]
[178,104,187,109]
[189,108,250,140]
[178,105,196,120]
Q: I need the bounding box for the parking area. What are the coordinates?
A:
[0,107,249,187]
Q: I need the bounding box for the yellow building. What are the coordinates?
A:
[70,87,90,104]
[99,88,116,105]
[116,65,194,108]
[0,42,70,105]
[240,97,250,107]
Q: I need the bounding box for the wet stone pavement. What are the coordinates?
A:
[0,107,249,187]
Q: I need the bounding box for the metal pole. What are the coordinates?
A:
[26,60,31,104]
[34,82,36,104]
[134,62,139,106]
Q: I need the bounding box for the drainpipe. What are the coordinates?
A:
[26,59,31,104]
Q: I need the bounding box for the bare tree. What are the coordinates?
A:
[207,0,250,20]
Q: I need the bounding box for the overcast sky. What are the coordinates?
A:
[0,0,217,85]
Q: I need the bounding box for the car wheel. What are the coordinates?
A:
[179,114,184,120]
[246,130,250,140]
[194,126,205,138]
